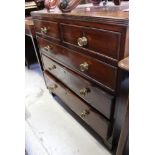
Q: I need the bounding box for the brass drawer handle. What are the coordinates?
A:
[48,65,56,71]
[77,36,88,47]
[48,84,58,91]
[80,110,90,118]
[80,88,90,96]
[80,62,89,72]
[43,45,51,52]
[41,27,47,34]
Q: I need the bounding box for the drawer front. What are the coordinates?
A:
[60,23,121,60]
[38,37,117,92]
[44,71,111,140]
[42,55,114,119]
[33,20,60,40]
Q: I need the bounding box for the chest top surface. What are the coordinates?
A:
[31,2,129,25]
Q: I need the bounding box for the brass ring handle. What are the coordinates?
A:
[80,110,90,118]
[80,88,90,96]
[77,36,88,47]
[48,84,58,91]
[80,62,89,72]
[48,65,56,71]
[41,27,47,34]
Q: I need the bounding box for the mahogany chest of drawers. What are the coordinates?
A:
[31,2,129,154]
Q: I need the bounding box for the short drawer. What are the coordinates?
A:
[60,23,121,60]
[44,71,112,140]
[33,20,60,40]
[42,55,114,119]
[38,37,117,92]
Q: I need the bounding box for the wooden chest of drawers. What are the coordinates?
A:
[31,2,129,154]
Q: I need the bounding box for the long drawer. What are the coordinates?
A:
[42,54,114,119]
[38,37,117,92]
[60,23,121,60]
[44,71,111,140]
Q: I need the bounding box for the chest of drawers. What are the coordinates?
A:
[31,2,129,154]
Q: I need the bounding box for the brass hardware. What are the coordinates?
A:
[48,65,56,71]
[77,36,88,47]
[43,45,51,51]
[41,27,47,34]
[48,84,58,91]
[80,110,90,118]
[80,88,90,96]
[80,62,89,72]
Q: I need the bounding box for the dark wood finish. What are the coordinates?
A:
[44,71,112,140]
[38,37,118,92]
[31,3,129,154]
[32,6,128,65]
[33,19,60,40]
[112,71,129,155]
[42,54,115,119]
[61,23,121,60]
[113,59,129,155]
[116,101,129,155]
